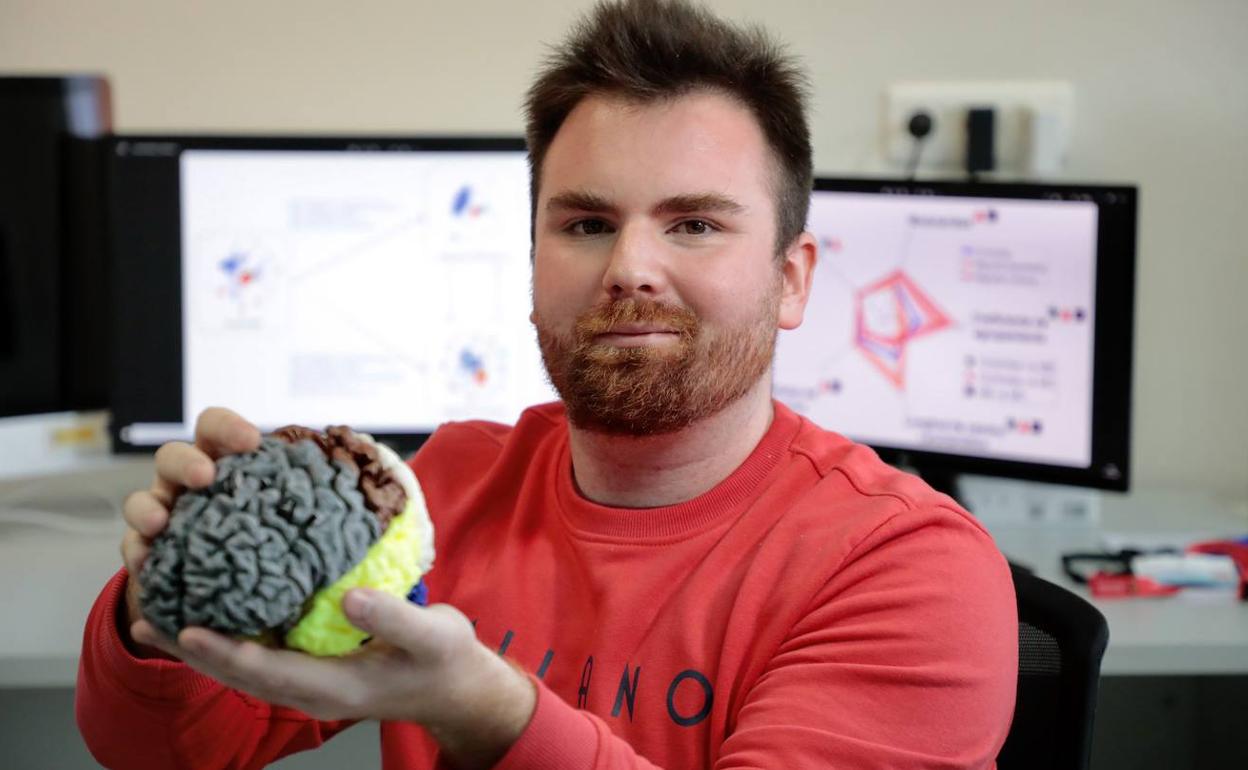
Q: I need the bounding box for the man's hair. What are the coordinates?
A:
[524,0,813,256]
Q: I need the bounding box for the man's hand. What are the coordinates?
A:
[119,407,261,658]
[119,409,533,765]
[131,588,537,770]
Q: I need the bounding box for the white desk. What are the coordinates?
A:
[3,463,1247,686]
[980,487,1248,676]
[0,459,150,687]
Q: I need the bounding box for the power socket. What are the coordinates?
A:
[882,81,1074,175]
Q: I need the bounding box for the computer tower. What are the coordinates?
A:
[0,75,112,417]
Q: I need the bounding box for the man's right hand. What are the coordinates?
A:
[119,407,261,659]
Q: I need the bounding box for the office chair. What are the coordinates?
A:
[996,562,1110,770]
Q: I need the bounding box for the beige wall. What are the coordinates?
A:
[3,0,1245,499]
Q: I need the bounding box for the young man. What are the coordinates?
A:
[77,1,1018,768]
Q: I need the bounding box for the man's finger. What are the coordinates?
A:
[154,442,216,490]
[342,589,464,659]
[122,490,169,537]
[121,529,150,576]
[178,628,364,713]
[131,620,184,659]
[194,407,262,457]
[177,627,244,664]
[133,623,221,671]
[132,622,248,686]
[133,622,338,710]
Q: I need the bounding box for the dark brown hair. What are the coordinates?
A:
[524,0,813,255]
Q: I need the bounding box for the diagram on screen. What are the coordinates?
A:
[189,233,283,331]
[774,193,1099,467]
[854,269,953,389]
[180,151,554,429]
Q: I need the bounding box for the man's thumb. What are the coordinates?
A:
[342,588,421,647]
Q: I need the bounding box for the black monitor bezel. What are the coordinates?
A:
[106,133,529,456]
[808,177,1137,491]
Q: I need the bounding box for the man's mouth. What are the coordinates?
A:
[594,325,682,346]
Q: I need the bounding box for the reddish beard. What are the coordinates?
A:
[535,293,779,435]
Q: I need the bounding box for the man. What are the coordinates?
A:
[77,1,1018,768]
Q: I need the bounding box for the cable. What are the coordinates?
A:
[905,111,934,180]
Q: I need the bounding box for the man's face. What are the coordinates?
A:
[531,91,809,435]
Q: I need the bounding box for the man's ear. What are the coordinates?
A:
[777,231,818,331]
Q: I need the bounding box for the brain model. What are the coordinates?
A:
[138,425,434,656]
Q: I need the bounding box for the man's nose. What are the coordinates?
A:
[601,223,667,300]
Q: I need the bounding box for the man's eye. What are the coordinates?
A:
[569,219,610,236]
[675,220,715,235]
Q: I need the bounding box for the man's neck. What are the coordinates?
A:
[565,379,775,508]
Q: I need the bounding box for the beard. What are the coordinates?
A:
[534,287,780,436]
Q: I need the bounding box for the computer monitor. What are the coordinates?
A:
[773,178,1136,492]
[1,76,111,420]
[108,135,557,454]
[1,76,114,484]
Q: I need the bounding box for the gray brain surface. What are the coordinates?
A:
[139,437,383,640]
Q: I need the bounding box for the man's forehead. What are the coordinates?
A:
[537,92,774,204]
[570,89,739,120]
[560,90,762,144]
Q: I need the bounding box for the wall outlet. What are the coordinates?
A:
[882,81,1074,175]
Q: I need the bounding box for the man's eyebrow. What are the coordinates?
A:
[545,190,616,215]
[653,193,746,216]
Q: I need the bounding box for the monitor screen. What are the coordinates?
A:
[1,77,111,421]
[108,136,557,453]
[774,179,1136,490]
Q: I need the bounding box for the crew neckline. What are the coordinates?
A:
[554,401,803,541]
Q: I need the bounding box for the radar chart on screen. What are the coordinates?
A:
[774,191,1099,468]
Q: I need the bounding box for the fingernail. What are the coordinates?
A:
[344,589,375,624]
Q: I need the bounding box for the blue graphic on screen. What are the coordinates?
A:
[452,185,485,218]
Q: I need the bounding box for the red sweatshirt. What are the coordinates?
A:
[77,401,1017,769]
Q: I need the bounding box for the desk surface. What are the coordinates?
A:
[982,487,1248,676]
[0,460,149,688]
[2,462,1247,687]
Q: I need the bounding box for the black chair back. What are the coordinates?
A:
[997,563,1110,770]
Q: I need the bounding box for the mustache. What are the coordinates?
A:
[573,298,700,340]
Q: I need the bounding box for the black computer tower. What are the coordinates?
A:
[0,75,112,417]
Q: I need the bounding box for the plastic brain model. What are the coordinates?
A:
[138,425,435,656]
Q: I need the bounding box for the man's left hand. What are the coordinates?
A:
[131,588,536,769]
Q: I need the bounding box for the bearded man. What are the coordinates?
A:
[77,1,1018,768]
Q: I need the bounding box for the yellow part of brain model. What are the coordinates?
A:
[284,492,428,656]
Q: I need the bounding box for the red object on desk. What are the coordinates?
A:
[1187,540,1248,600]
[1088,571,1181,599]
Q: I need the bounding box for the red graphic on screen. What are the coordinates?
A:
[854,270,952,389]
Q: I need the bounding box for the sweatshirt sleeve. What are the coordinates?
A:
[75,569,357,770]
[493,506,1017,770]
[490,675,659,770]
[711,506,1018,769]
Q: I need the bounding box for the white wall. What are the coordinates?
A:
[2,0,1244,499]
